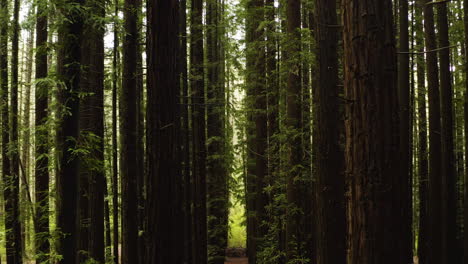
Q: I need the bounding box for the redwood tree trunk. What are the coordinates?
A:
[422,1,442,262]
[397,0,413,261]
[436,3,458,263]
[56,0,83,262]
[120,0,139,261]
[146,0,183,263]
[190,0,208,262]
[315,0,345,262]
[206,1,229,263]
[343,0,401,263]
[416,1,429,262]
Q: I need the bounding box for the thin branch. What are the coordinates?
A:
[18,157,36,224]
[426,0,450,5]
[397,45,457,55]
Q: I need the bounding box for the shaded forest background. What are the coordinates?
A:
[0,0,467,263]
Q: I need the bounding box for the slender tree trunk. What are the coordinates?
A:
[56,0,83,262]
[6,0,23,262]
[436,3,458,263]
[245,0,266,262]
[34,0,50,261]
[464,0,468,260]
[80,0,106,261]
[1,52,11,262]
[179,0,192,263]
[111,1,119,263]
[190,0,208,262]
[207,1,229,263]
[314,0,345,262]
[422,0,442,262]
[343,0,401,263]
[120,0,139,261]
[416,1,429,262]
[146,0,183,263]
[285,0,310,262]
[397,0,413,261]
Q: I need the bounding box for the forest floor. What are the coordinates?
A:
[225,257,248,264]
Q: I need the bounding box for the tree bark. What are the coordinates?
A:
[56,0,83,262]
[80,0,106,261]
[343,0,401,263]
[422,0,442,262]
[120,0,139,261]
[314,0,345,263]
[190,0,208,262]
[436,3,458,263]
[146,0,183,263]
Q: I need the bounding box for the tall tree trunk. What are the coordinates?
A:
[245,0,266,262]
[314,0,345,263]
[397,0,413,262]
[80,0,106,261]
[6,0,23,262]
[285,0,311,262]
[111,0,119,263]
[34,0,50,261]
[422,0,442,262]
[56,0,83,262]
[146,0,183,263]
[135,1,145,262]
[120,0,139,261]
[179,0,192,263]
[436,3,457,263]
[207,1,229,264]
[464,0,468,260]
[416,1,429,262]
[190,0,208,262]
[343,0,401,263]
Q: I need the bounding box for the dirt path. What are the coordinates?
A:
[225,257,248,264]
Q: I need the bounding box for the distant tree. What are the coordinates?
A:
[206,0,229,263]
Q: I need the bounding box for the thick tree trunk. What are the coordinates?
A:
[146,0,183,263]
[56,0,83,262]
[343,0,401,263]
[436,3,458,263]
[120,0,139,261]
[422,1,442,262]
[314,0,345,263]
